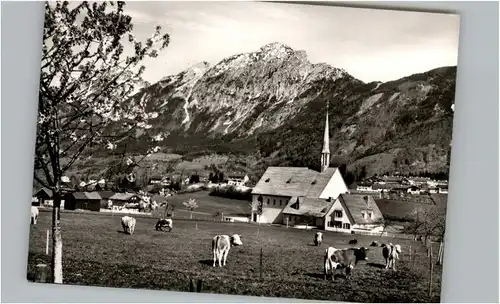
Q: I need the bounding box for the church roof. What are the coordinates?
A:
[338,194,384,225]
[282,196,334,218]
[252,167,338,198]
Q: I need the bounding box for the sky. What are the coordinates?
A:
[119,1,460,84]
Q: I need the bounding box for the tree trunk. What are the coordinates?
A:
[51,193,63,284]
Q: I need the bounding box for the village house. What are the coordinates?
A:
[227,174,250,186]
[251,104,351,225]
[64,192,101,212]
[407,186,421,195]
[356,183,373,192]
[32,188,53,207]
[222,213,251,223]
[109,193,142,207]
[149,175,163,185]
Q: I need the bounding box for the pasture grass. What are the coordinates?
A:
[27,212,442,302]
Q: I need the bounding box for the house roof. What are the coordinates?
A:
[98,191,115,199]
[85,192,102,200]
[109,193,141,201]
[338,194,384,225]
[252,167,338,198]
[282,197,334,218]
[33,187,53,198]
[70,192,102,200]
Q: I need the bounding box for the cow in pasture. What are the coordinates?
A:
[30,206,39,225]
[212,234,243,267]
[314,232,323,246]
[121,216,136,235]
[155,218,173,232]
[382,243,402,271]
[324,246,370,281]
[348,239,358,245]
[370,241,379,247]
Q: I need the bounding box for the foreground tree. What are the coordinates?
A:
[35,1,170,283]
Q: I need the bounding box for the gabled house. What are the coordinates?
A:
[64,192,101,212]
[32,188,53,206]
[109,193,142,206]
[324,194,385,233]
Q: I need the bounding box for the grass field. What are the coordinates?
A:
[162,190,251,217]
[27,211,442,302]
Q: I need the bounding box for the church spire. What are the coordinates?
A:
[321,102,330,172]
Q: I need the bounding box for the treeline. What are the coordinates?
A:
[209,185,252,201]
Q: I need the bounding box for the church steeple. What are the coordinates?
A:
[321,102,330,172]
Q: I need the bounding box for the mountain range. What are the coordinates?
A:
[98,42,457,182]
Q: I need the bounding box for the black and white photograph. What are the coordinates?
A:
[28,1,460,302]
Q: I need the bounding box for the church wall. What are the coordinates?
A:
[251,194,289,224]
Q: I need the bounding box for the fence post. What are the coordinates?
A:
[195,222,198,230]
[428,244,434,297]
[35,264,48,283]
[286,217,289,228]
[409,245,412,266]
[259,248,263,280]
[45,229,49,255]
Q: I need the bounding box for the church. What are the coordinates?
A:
[251,104,385,234]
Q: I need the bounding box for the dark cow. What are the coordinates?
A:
[155,218,173,232]
[348,239,358,245]
[370,241,379,247]
[314,232,323,246]
[324,246,370,281]
[382,243,402,271]
[212,234,243,267]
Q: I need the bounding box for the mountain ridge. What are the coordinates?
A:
[92,42,456,182]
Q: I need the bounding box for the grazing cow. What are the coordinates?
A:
[348,239,358,245]
[30,206,39,225]
[121,216,136,235]
[370,241,379,247]
[314,232,323,246]
[382,243,402,271]
[324,246,370,281]
[212,234,243,267]
[155,218,173,232]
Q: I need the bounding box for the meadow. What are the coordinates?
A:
[27,211,442,302]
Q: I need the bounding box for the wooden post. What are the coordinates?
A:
[428,244,434,297]
[35,264,48,283]
[286,217,289,228]
[259,248,263,280]
[195,222,198,230]
[45,230,49,255]
[221,212,224,222]
[196,279,203,292]
[436,241,444,265]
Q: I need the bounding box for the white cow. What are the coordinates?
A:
[212,234,243,267]
[314,232,323,246]
[30,206,39,225]
[121,216,136,235]
[382,243,402,271]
